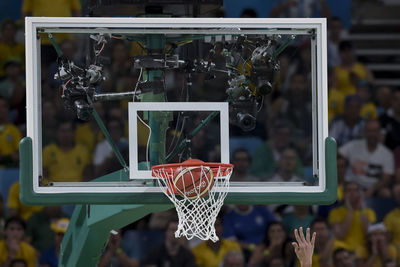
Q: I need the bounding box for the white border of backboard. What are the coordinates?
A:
[128,102,230,179]
[25,17,328,194]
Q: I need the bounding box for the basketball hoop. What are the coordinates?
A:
[152,161,233,242]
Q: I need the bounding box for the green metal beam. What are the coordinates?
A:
[59,203,171,267]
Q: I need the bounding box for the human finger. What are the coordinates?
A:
[294,228,301,244]
[299,227,306,243]
[306,227,310,242]
[292,241,299,251]
[311,232,316,247]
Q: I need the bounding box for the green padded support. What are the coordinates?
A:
[59,203,171,267]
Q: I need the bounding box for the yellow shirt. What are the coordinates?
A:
[0,123,21,156]
[384,208,400,246]
[75,123,103,155]
[355,244,397,267]
[42,143,90,182]
[7,182,43,220]
[0,240,37,267]
[192,240,241,267]
[328,88,345,122]
[335,63,369,96]
[22,0,81,44]
[22,0,81,17]
[0,42,25,77]
[328,206,376,251]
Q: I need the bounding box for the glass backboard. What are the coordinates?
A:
[21,17,336,205]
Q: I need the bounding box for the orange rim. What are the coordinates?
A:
[152,162,234,179]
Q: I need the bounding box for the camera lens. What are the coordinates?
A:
[74,100,92,121]
[236,112,256,131]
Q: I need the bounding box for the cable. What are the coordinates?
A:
[133,68,143,97]
[62,79,72,96]
[166,76,186,154]
[137,114,152,170]
[132,67,151,169]
[95,42,105,56]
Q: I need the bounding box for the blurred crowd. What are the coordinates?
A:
[0,0,400,266]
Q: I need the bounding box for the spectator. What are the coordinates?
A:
[101,41,132,93]
[39,218,71,267]
[0,216,36,267]
[230,148,257,181]
[222,250,245,267]
[292,227,316,267]
[21,0,81,65]
[272,73,312,159]
[42,101,59,146]
[42,121,91,183]
[240,8,258,18]
[328,69,345,122]
[269,148,307,183]
[26,206,66,254]
[337,154,349,202]
[0,60,25,123]
[375,86,392,116]
[328,182,376,251]
[282,206,315,238]
[0,97,21,168]
[223,205,276,260]
[98,230,139,267]
[332,248,355,267]
[141,219,197,267]
[333,41,374,96]
[248,221,296,267]
[329,94,365,146]
[328,17,346,69]
[384,184,400,252]
[285,43,312,83]
[0,19,24,77]
[149,209,177,231]
[355,223,397,266]
[93,118,128,177]
[269,0,331,18]
[192,216,241,267]
[339,119,394,197]
[7,182,42,221]
[379,89,400,151]
[311,218,336,267]
[250,122,303,178]
[356,80,378,120]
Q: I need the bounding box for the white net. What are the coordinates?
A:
[152,164,232,242]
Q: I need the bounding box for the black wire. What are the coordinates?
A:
[166,77,186,155]
[166,115,187,160]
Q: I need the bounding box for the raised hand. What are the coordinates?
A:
[292,227,316,267]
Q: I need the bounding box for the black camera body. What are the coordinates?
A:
[229,98,258,132]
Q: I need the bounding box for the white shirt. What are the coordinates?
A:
[93,138,128,166]
[339,139,394,188]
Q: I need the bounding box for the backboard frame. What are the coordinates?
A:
[22,17,336,205]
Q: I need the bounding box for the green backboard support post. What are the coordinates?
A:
[58,203,171,267]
